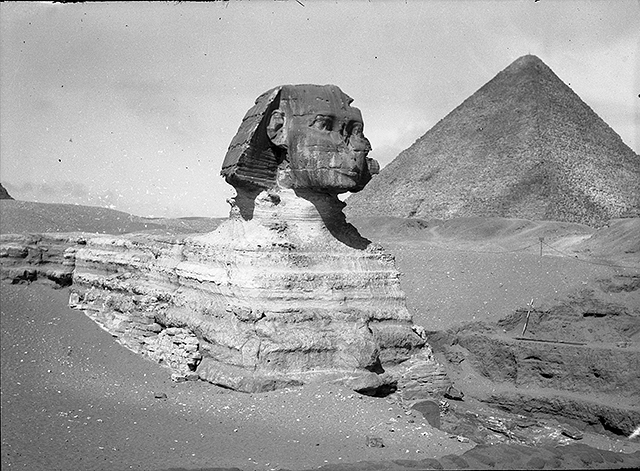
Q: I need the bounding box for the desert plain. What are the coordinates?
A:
[1,200,639,470]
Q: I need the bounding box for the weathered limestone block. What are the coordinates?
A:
[0,233,85,286]
[69,235,200,375]
[390,348,453,401]
[145,327,202,373]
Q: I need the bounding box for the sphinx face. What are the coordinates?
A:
[221,84,379,194]
[273,85,378,193]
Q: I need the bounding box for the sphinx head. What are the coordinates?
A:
[221,84,379,194]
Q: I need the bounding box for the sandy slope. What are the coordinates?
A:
[352,216,639,331]
[390,243,635,331]
[1,282,472,471]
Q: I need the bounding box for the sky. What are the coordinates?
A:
[1,0,638,218]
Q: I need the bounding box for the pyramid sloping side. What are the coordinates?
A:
[346,55,640,226]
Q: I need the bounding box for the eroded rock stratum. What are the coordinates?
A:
[6,85,447,394]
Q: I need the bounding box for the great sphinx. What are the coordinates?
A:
[66,84,447,394]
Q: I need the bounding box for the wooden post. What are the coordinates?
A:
[521,299,534,336]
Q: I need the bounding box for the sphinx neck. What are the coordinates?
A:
[228,187,370,250]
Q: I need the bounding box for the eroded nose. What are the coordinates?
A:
[349,135,371,153]
[367,158,380,175]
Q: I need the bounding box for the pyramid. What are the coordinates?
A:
[346,55,640,227]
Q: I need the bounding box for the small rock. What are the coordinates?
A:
[444,385,464,401]
[365,435,385,448]
[514,417,538,428]
[154,392,167,399]
[559,423,584,440]
[171,373,186,383]
[185,372,199,381]
[457,435,470,443]
[146,323,163,333]
[68,292,80,307]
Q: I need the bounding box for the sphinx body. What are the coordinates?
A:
[67,85,446,394]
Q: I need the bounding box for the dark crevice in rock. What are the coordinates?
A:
[355,382,398,398]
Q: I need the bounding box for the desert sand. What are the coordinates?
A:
[2,281,475,471]
[1,202,639,470]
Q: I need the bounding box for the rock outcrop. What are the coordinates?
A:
[428,274,640,437]
[346,55,640,226]
[6,84,448,395]
[0,233,85,286]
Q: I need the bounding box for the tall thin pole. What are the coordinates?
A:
[521,299,534,336]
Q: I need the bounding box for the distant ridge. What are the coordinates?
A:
[0,200,223,235]
[0,183,13,200]
[346,55,640,227]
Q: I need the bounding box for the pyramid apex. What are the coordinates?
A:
[514,54,543,64]
[505,54,548,73]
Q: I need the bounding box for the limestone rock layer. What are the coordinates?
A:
[69,190,428,392]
